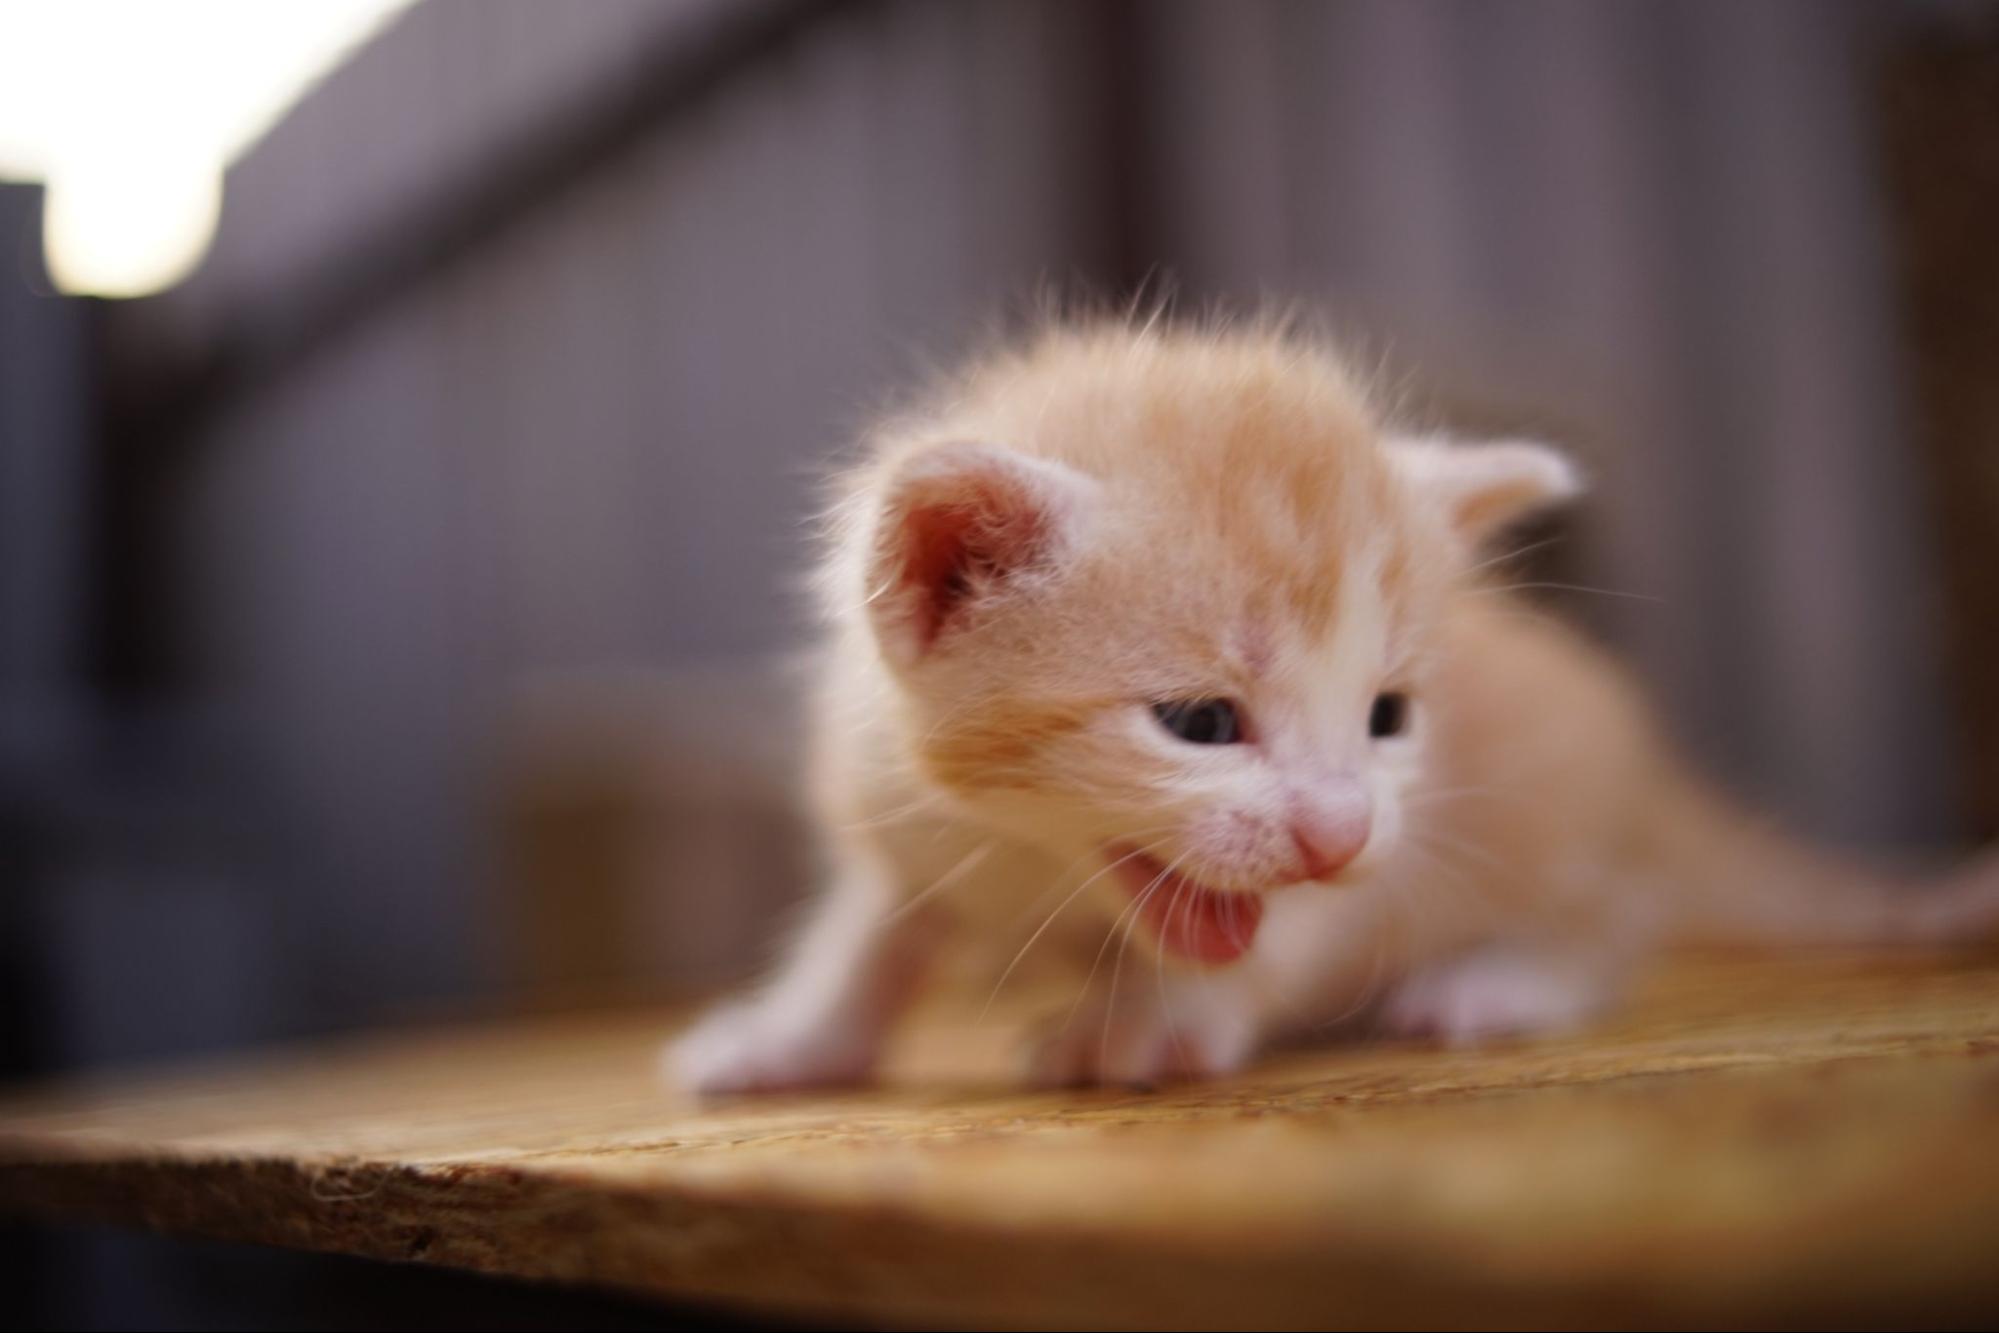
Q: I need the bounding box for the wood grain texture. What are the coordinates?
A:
[4,950,1999,1329]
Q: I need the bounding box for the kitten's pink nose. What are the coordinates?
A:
[1290,791,1371,881]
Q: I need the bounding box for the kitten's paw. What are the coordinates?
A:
[1382,950,1606,1047]
[1027,984,1262,1088]
[665,999,878,1095]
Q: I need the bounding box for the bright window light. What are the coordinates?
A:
[0,0,418,298]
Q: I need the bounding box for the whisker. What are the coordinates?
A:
[1403,826,1508,877]
[1004,827,1182,938]
[1155,873,1197,1073]
[881,840,996,927]
[980,841,1164,1021]
[1101,850,1191,1071]
[1313,895,1394,1031]
[837,792,945,833]
[1064,853,1172,1031]
[1402,783,1533,809]
[1463,534,1565,581]
[1401,838,1506,935]
[1471,580,1661,604]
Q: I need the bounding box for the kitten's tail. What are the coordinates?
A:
[1641,774,1999,948]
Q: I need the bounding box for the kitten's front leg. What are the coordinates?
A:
[1029,963,1268,1088]
[1379,945,1618,1047]
[668,852,945,1094]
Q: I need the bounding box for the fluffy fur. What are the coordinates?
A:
[671,318,1999,1092]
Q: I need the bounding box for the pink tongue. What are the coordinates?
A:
[1139,872,1264,963]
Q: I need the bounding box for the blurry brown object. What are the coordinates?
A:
[1879,21,1999,841]
[7,949,1999,1329]
[499,667,809,1008]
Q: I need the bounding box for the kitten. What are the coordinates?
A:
[671,319,1999,1091]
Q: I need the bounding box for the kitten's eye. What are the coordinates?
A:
[1152,698,1244,745]
[1369,691,1411,739]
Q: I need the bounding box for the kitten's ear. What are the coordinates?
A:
[867,442,1093,663]
[1387,434,1583,546]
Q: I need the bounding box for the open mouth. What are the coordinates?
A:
[1106,846,1267,964]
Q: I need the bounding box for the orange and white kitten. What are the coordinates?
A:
[672,320,1999,1091]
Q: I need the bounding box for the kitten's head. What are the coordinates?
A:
[842,327,1578,962]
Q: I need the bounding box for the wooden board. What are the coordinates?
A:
[4,950,1999,1328]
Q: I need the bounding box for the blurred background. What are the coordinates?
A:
[4,0,1998,1326]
